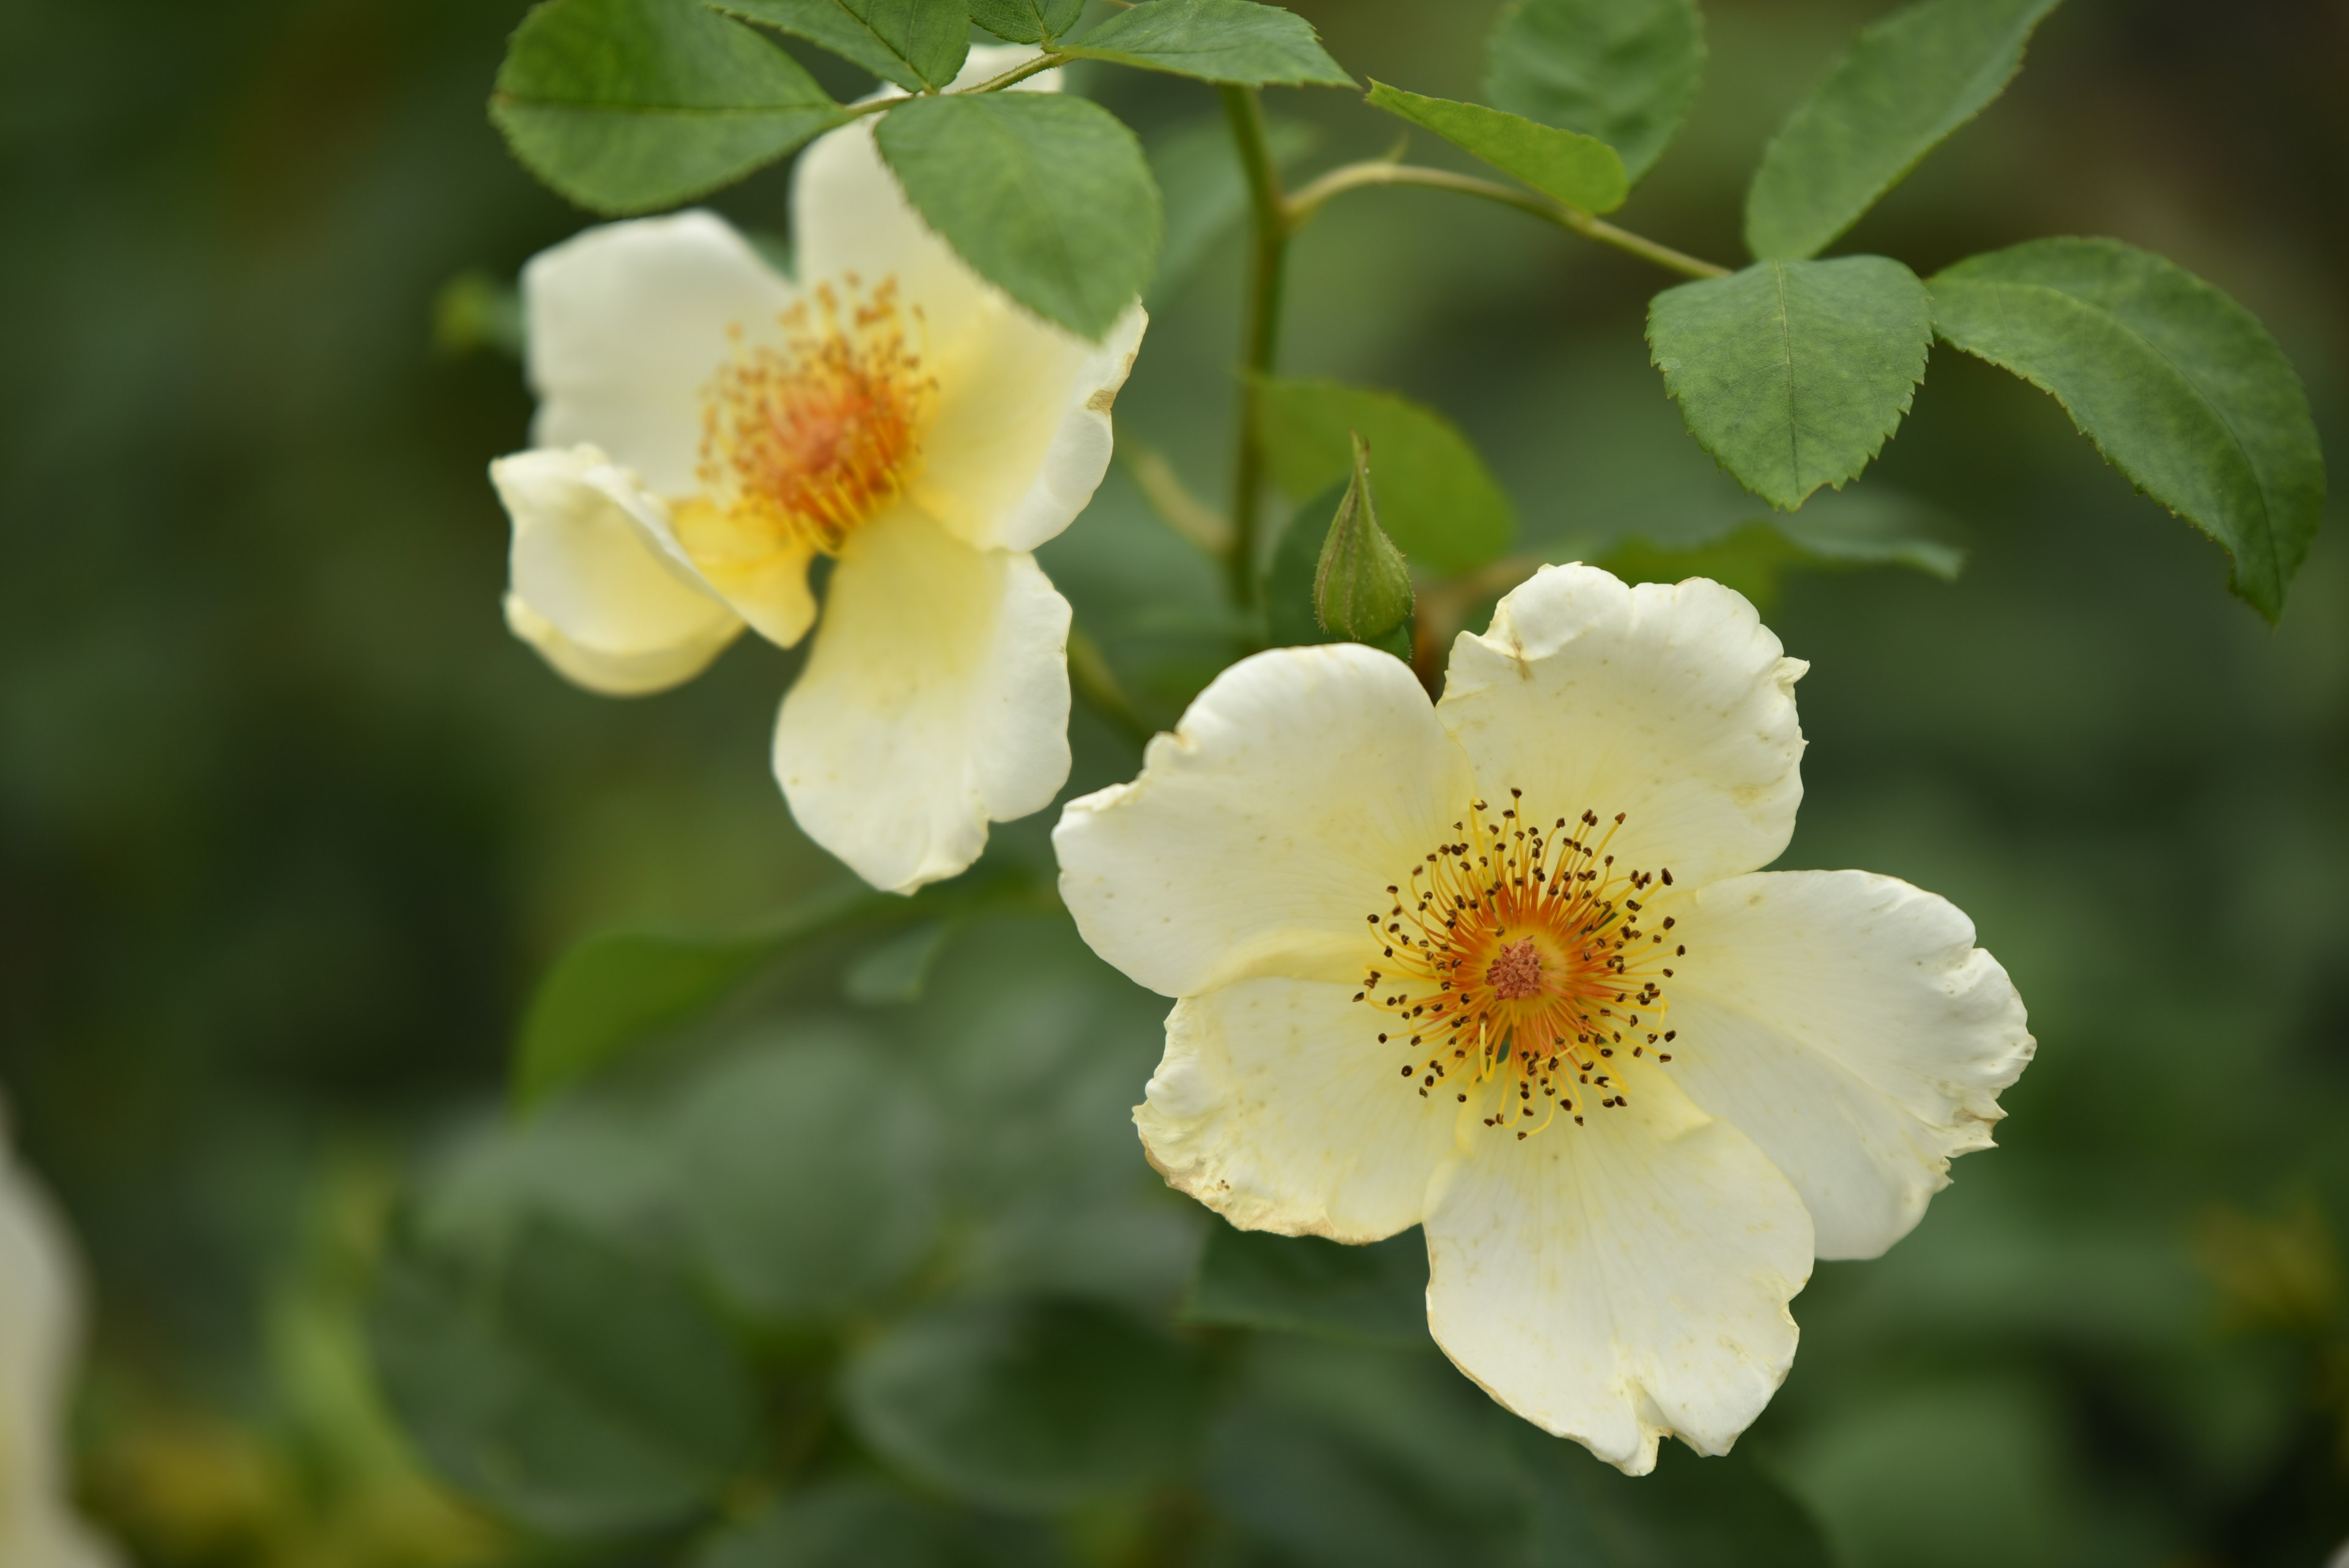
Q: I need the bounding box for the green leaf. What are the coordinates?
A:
[1065,0,1353,87]
[1365,82,1627,214]
[664,1028,942,1323]
[368,1219,759,1538]
[842,1298,1208,1510]
[1149,112,1319,305]
[967,0,1085,46]
[491,0,844,216]
[691,1481,964,1568]
[1929,237,2325,620]
[1184,1222,1430,1346]
[714,0,968,92]
[876,93,1160,340]
[511,887,891,1109]
[1253,378,1515,574]
[1483,0,1704,184]
[1647,256,1932,511]
[1743,0,2063,261]
[1512,1422,1835,1566]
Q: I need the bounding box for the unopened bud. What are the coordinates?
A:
[1313,433,1414,642]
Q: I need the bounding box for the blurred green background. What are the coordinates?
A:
[5,0,2347,1564]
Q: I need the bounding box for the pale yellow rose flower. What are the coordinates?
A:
[492,47,1146,894]
[1055,563,2035,1473]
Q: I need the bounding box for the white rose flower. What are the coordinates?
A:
[492,47,1146,894]
[1,1097,116,1567]
[1053,563,2034,1473]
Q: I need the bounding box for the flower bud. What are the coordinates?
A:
[1312,433,1414,643]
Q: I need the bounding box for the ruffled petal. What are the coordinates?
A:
[1055,644,1477,998]
[773,508,1070,893]
[525,212,795,495]
[493,447,743,696]
[1660,870,2034,1260]
[1438,565,1806,891]
[1135,977,1463,1244]
[1423,1071,1812,1474]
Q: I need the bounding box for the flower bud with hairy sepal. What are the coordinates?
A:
[1313,433,1415,643]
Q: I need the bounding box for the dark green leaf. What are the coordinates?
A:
[877,93,1160,340]
[1647,255,1932,510]
[1930,237,2325,620]
[1483,0,1704,184]
[1512,1422,1835,1566]
[842,1298,1208,1510]
[1208,1339,1524,1567]
[1744,0,2063,260]
[1253,378,1515,573]
[368,1219,758,1538]
[1365,82,1626,213]
[491,0,844,216]
[1149,113,1319,305]
[690,1479,965,1568]
[715,0,968,92]
[665,1028,941,1323]
[511,887,889,1109]
[1185,1223,1430,1346]
[967,0,1085,46]
[1066,0,1353,87]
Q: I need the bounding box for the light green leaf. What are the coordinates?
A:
[1066,0,1353,87]
[1513,1422,1835,1566]
[1366,81,1627,214]
[1253,378,1516,574]
[510,887,892,1109]
[490,0,845,216]
[368,1219,759,1538]
[1483,0,1703,184]
[1647,256,1933,511]
[877,93,1160,340]
[1744,0,2063,261]
[664,1029,942,1323]
[1930,237,2325,620]
[842,1298,1208,1510]
[1149,112,1318,305]
[967,0,1085,46]
[714,0,968,92]
[1184,1222,1430,1346]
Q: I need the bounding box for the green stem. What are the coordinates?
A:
[1067,625,1155,745]
[1285,162,1732,281]
[1221,84,1291,615]
[839,50,1072,119]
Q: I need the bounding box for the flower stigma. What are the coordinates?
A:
[1356,791,1685,1141]
[696,276,936,555]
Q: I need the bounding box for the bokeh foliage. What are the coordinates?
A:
[5,0,2348,1565]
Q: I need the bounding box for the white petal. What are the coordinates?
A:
[773,508,1071,893]
[493,447,744,696]
[525,212,795,495]
[911,301,1146,552]
[1661,870,2034,1260]
[0,1103,119,1568]
[1424,1072,1813,1474]
[1438,565,1805,890]
[669,498,821,650]
[1055,644,1477,998]
[1135,977,1462,1243]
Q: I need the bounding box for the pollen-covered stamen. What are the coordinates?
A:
[1356,790,1684,1140]
[697,275,935,556]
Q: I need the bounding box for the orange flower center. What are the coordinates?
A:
[696,277,935,556]
[1357,792,1685,1141]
